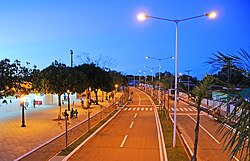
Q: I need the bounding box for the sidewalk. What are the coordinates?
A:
[0,94,123,161]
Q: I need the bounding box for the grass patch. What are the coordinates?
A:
[58,109,119,156]
[158,109,189,161]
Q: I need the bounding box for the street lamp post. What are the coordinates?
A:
[144,71,147,90]
[67,90,70,111]
[138,70,141,89]
[20,99,26,127]
[185,69,193,103]
[145,66,157,96]
[138,11,217,147]
[146,56,174,106]
[70,50,73,67]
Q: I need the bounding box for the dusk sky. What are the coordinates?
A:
[0,0,249,79]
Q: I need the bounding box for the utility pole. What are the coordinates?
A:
[185,70,193,102]
[70,50,73,67]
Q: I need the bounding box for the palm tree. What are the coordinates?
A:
[207,49,249,161]
[191,75,214,161]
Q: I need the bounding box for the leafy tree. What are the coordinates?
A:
[38,61,71,119]
[0,58,32,96]
[191,75,214,161]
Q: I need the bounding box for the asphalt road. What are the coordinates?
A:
[68,87,166,161]
[169,99,238,161]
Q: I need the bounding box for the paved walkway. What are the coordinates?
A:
[0,95,122,161]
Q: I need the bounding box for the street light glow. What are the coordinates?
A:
[206,11,217,19]
[137,13,147,21]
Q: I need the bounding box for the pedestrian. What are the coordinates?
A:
[25,100,29,109]
[64,109,69,119]
[2,100,7,105]
[70,108,74,118]
[75,109,78,118]
[9,100,12,103]
[33,99,36,108]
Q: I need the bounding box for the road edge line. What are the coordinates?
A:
[140,89,168,161]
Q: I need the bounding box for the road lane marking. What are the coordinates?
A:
[128,108,131,111]
[171,108,174,111]
[188,108,193,111]
[120,135,128,148]
[180,134,193,156]
[133,108,136,111]
[180,108,184,111]
[184,108,188,111]
[134,113,137,118]
[150,108,152,111]
[137,108,140,111]
[187,115,220,144]
[124,108,127,111]
[130,121,134,128]
[141,108,144,111]
[139,95,141,105]
[176,108,179,111]
[146,108,148,111]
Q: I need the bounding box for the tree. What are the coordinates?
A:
[191,75,214,161]
[207,49,249,161]
[38,61,71,119]
[0,58,32,96]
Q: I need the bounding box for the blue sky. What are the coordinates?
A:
[0,0,249,79]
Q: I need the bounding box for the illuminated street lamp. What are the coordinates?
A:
[146,56,174,105]
[115,84,119,93]
[67,90,70,111]
[138,11,217,147]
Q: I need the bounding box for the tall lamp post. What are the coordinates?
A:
[144,66,157,96]
[146,56,174,106]
[138,11,217,147]
[185,69,193,103]
[70,50,73,67]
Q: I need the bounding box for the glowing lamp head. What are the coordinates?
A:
[115,84,119,88]
[137,13,147,21]
[146,56,150,59]
[206,12,217,19]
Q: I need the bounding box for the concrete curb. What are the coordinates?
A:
[60,103,128,161]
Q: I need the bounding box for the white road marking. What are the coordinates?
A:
[180,108,184,111]
[133,108,136,111]
[184,108,188,111]
[141,108,144,111]
[188,108,193,111]
[120,135,128,148]
[146,108,148,111]
[134,113,137,118]
[233,156,240,161]
[171,108,174,111]
[128,108,131,111]
[124,108,127,111]
[150,108,152,111]
[130,121,134,128]
[188,115,220,144]
[176,108,179,111]
[137,108,140,111]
